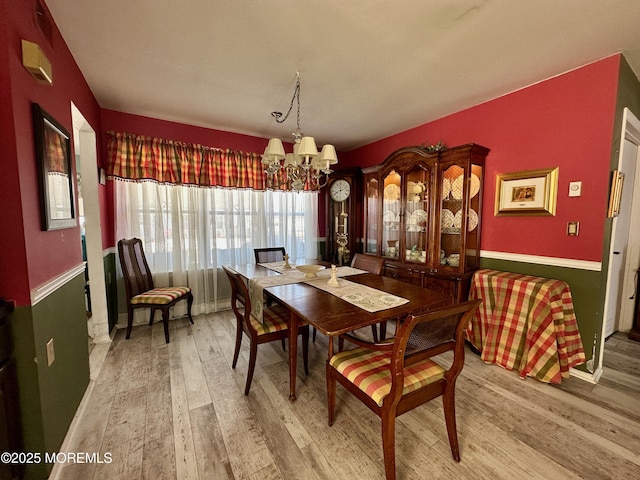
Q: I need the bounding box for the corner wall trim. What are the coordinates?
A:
[480,250,601,271]
[569,366,602,384]
[31,263,85,305]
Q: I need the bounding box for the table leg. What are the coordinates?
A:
[289,311,298,402]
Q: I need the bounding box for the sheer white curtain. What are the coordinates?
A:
[115,179,318,314]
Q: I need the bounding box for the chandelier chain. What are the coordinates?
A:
[273,73,301,134]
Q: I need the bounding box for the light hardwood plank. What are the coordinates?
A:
[189,404,234,480]
[56,314,640,480]
[168,338,200,480]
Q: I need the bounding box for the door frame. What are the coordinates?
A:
[71,103,111,345]
[600,107,640,365]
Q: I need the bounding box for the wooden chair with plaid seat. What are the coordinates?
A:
[223,266,309,395]
[327,299,481,480]
[118,238,194,343]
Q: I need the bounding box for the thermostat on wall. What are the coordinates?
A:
[569,181,582,197]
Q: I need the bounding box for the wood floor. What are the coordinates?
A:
[57,314,640,480]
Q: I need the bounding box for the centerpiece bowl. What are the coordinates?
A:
[296,264,326,278]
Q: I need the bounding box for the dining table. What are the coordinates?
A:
[231,261,452,401]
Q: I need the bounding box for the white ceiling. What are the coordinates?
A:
[46,0,640,151]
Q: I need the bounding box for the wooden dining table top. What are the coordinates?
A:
[231,261,452,335]
[230,260,452,401]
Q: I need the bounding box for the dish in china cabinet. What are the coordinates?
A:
[412,209,428,224]
[383,210,397,223]
[451,175,464,199]
[468,208,478,231]
[442,178,451,199]
[384,184,400,200]
[453,210,462,228]
[441,209,455,229]
[470,173,480,199]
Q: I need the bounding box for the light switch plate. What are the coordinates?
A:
[567,221,579,236]
[569,181,582,197]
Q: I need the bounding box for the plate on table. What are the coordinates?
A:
[384,184,400,200]
[441,209,455,229]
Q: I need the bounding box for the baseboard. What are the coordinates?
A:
[47,379,97,480]
[569,365,602,384]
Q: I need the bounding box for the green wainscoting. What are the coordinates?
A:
[10,272,89,479]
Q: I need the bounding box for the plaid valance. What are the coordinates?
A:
[106,131,266,190]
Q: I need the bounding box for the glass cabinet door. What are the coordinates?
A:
[466,162,483,270]
[381,170,401,260]
[439,164,465,270]
[403,165,430,264]
[364,177,379,254]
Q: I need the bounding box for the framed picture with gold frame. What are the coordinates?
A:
[607,170,624,218]
[494,167,558,216]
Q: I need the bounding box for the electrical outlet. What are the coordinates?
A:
[46,338,55,366]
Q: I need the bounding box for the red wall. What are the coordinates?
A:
[343,56,621,262]
[1,0,103,304]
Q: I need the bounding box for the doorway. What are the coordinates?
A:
[602,108,640,343]
[71,103,110,349]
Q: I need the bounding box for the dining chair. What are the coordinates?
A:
[327,299,482,480]
[254,247,286,264]
[351,253,386,341]
[223,265,309,395]
[117,238,194,343]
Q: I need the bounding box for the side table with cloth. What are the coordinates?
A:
[467,269,586,384]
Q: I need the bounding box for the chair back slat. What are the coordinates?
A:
[254,247,286,264]
[118,238,155,299]
[351,253,384,275]
[222,266,251,322]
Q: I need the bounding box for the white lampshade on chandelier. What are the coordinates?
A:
[262,73,338,191]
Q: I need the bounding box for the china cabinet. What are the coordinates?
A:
[362,143,489,302]
[325,168,361,265]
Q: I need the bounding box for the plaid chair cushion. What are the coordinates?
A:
[250,304,289,335]
[131,286,191,305]
[330,347,446,406]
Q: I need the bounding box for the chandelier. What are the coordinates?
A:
[261,73,338,191]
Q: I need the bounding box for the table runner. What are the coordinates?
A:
[249,265,366,320]
[258,261,365,278]
[467,269,586,384]
[304,277,409,313]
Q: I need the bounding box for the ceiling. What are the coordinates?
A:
[46,0,640,151]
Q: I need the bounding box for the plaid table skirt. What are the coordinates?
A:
[466,269,586,384]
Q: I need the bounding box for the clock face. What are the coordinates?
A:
[330,179,351,202]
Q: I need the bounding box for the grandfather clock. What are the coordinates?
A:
[325,168,361,265]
